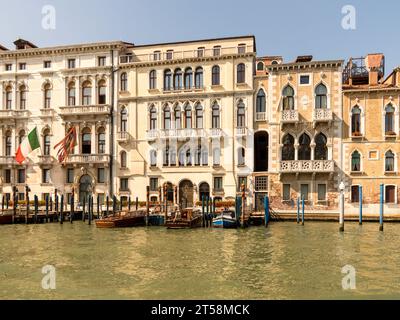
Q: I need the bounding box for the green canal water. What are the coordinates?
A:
[0,222,399,300]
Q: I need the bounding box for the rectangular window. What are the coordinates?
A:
[197,47,205,58]
[255,176,268,192]
[68,59,76,69]
[5,64,12,71]
[44,61,51,69]
[42,193,50,201]
[300,184,309,201]
[66,193,73,205]
[150,178,158,192]
[213,46,221,57]
[4,169,11,184]
[153,51,161,61]
[98,56,106,66]
[5,193,11,203]
[98,193,105,206]
[238,44,246,54]
[385,186,396,204]
[67,168,74,184]
[42,169,50,184]
[351,185,360,203]
[214,177,223,191]
[120,178,129,191]
[17,169,25,184]
[19,63,26,70]
[18,193,25,202]
[97,168,105,184]
[300,75,310,85]
[283,184,291,201]
[166,50,173,60]
[317,184,327,201]
[238,176,247,192]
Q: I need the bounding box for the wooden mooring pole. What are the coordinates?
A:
[380,184,384,232]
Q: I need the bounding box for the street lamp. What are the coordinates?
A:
[339,181,345,232]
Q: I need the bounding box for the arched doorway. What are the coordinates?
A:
[199,182,210,201]
[254,131,269,172]
[79,175,93,204]
[179,180,194,208]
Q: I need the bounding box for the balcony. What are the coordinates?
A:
[162,86,205,94]
[64,154,111,166]
[281,110,299,123]
[117,131,130,143]
[59,105,111,117]
[119,45,254,64]
[146,130,159,141]
[280,160,335,173]
[38,155,55,166]
[313,109,333,123]
[0,109,29,120]
[235,127,247,137]
[209,128,223,138]
[255,112,267,121]
[40,108,55,118]
[0,156,17,167]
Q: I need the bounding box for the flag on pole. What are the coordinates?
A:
[15,127,40,164]
[54,127,77,163]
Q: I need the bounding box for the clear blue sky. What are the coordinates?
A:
[0,0,398,72]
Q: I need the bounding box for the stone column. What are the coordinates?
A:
[91,123,96,154]
[310,143,316,161]
[294,144,299,161]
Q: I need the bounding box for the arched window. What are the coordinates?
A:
[5,131,12,156]
[237,100,245,127]
[298,133,311,160]
[81,128,91,154]
[98,127,106,154]
[174,106,181,129]
[385,104,395,134]
[149,70,157,90]
[185,104,192,129]
[120,107,128,132]
[351,151,361,172]
[98,80,106,104]
[150,150,157,167]
[212,66,220,86]
[201,147,208,166]
[174,68,183,90]
[256,89,266,113]
[195,104,203,129]
[237,63,245,83]
[164,69,172,91]
[315,133,328,160]
[315,84,327,109]
[19,85,27,110]
[18,130,26,146]
[257,61,264,71]
[195,67,203,89]
[121,151,127,168]
[163,105,171,129]
[351,106,362,135]
[163,145,170,166]
[120,72,128,91]
[282,85,295,110]
[213,148,221,166]
[150,106,157,130]
[184,68,193,89]
[170,147,177,166]
[5,86,12,109]
[68,82,76,106]
[43,129,51,156]
[282,134,295,161]
[385,150,395,172]
[44,84,52,108]
[212,103,220,129]
[82,81,92,105]
[238,147,246,166]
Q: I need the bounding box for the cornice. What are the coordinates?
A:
[267,60,344,72]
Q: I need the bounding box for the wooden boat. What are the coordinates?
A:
[0,214,13,225]
[95,210,146,228]
[213,210,238,228]
[165,208,203,229]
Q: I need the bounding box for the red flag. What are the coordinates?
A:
[54,127,77,163]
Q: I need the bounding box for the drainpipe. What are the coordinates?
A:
[109,49,116,196]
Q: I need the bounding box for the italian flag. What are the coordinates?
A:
[15,127,40,164]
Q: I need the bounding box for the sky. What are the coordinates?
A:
[0,0,398,72]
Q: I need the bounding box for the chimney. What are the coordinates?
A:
[13,38,37,50]
[369,68,379,85]
[366,53,384,85]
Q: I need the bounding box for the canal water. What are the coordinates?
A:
[0,222,399,300]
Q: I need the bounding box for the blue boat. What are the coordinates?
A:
[213,211,238,228]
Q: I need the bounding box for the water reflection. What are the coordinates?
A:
[0,222,400,299]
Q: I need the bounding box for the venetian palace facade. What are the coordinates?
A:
[0,36,399,213]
